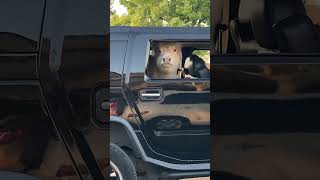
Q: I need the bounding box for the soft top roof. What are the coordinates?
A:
[110,26,209,34]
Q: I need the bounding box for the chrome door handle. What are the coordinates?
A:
[139,89,163,101]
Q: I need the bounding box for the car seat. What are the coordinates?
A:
[229,0,279,54]
[184,55,210,79]
[251,0,320,53]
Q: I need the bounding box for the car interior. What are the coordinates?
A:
[219,0,320,54]
[212,0,320,179]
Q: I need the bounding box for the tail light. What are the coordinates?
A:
[91,85,108,128]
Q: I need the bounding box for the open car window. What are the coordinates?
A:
[145,40,210,80]
[213,0,320,55]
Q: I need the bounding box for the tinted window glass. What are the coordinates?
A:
[110,40,127,78]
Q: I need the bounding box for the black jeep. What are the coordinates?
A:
[212,0,320,180]
[0,0,107,179]
[109,26,210,179]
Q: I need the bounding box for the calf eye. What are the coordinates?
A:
[174,49,177,52]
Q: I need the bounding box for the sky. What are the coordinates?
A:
[111,0,127,15]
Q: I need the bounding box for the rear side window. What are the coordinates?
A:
[0,0,45,52]
[110,40,127,79]
[146,40,210,80]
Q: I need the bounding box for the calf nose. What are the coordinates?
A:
[163,57,171,63]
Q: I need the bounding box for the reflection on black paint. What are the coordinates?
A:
[0,0,107,179]
[213,63,320,180]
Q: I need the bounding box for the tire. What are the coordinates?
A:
[110,143,137,180]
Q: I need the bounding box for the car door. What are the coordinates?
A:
[213,57,320,180]
[0,0,44,80]
[212,1,320,178]
[0,0,85,179]
[122,27,210,165]
[38,0,107,179]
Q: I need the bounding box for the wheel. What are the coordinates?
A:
[109,143,137,180]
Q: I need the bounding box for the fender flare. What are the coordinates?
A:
[110,116,210,171]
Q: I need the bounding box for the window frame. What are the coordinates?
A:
[144,39,210,83]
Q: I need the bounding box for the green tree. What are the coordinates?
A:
[111,0,209,27]
[111,0,115,15]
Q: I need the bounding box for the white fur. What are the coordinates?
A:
[150,43,182,79]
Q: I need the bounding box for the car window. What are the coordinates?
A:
[110,40,127,77]
[213,0,320,55]
[146,40,210,80]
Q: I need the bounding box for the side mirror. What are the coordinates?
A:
[91,84,109,129]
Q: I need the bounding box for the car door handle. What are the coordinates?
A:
[139,89,163,101]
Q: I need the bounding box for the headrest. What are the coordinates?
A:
[267,0,307,26]
[249,0,278,49]
[273,14,320,53]
[238,0,261,23]
[250,0,307,50]
[191,55,210,78]
[236,0,273,43]
[185,55,209,78]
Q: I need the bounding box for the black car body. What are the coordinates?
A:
[0,0,107,179]
[110,26,210,179]
[212,0,320,179]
